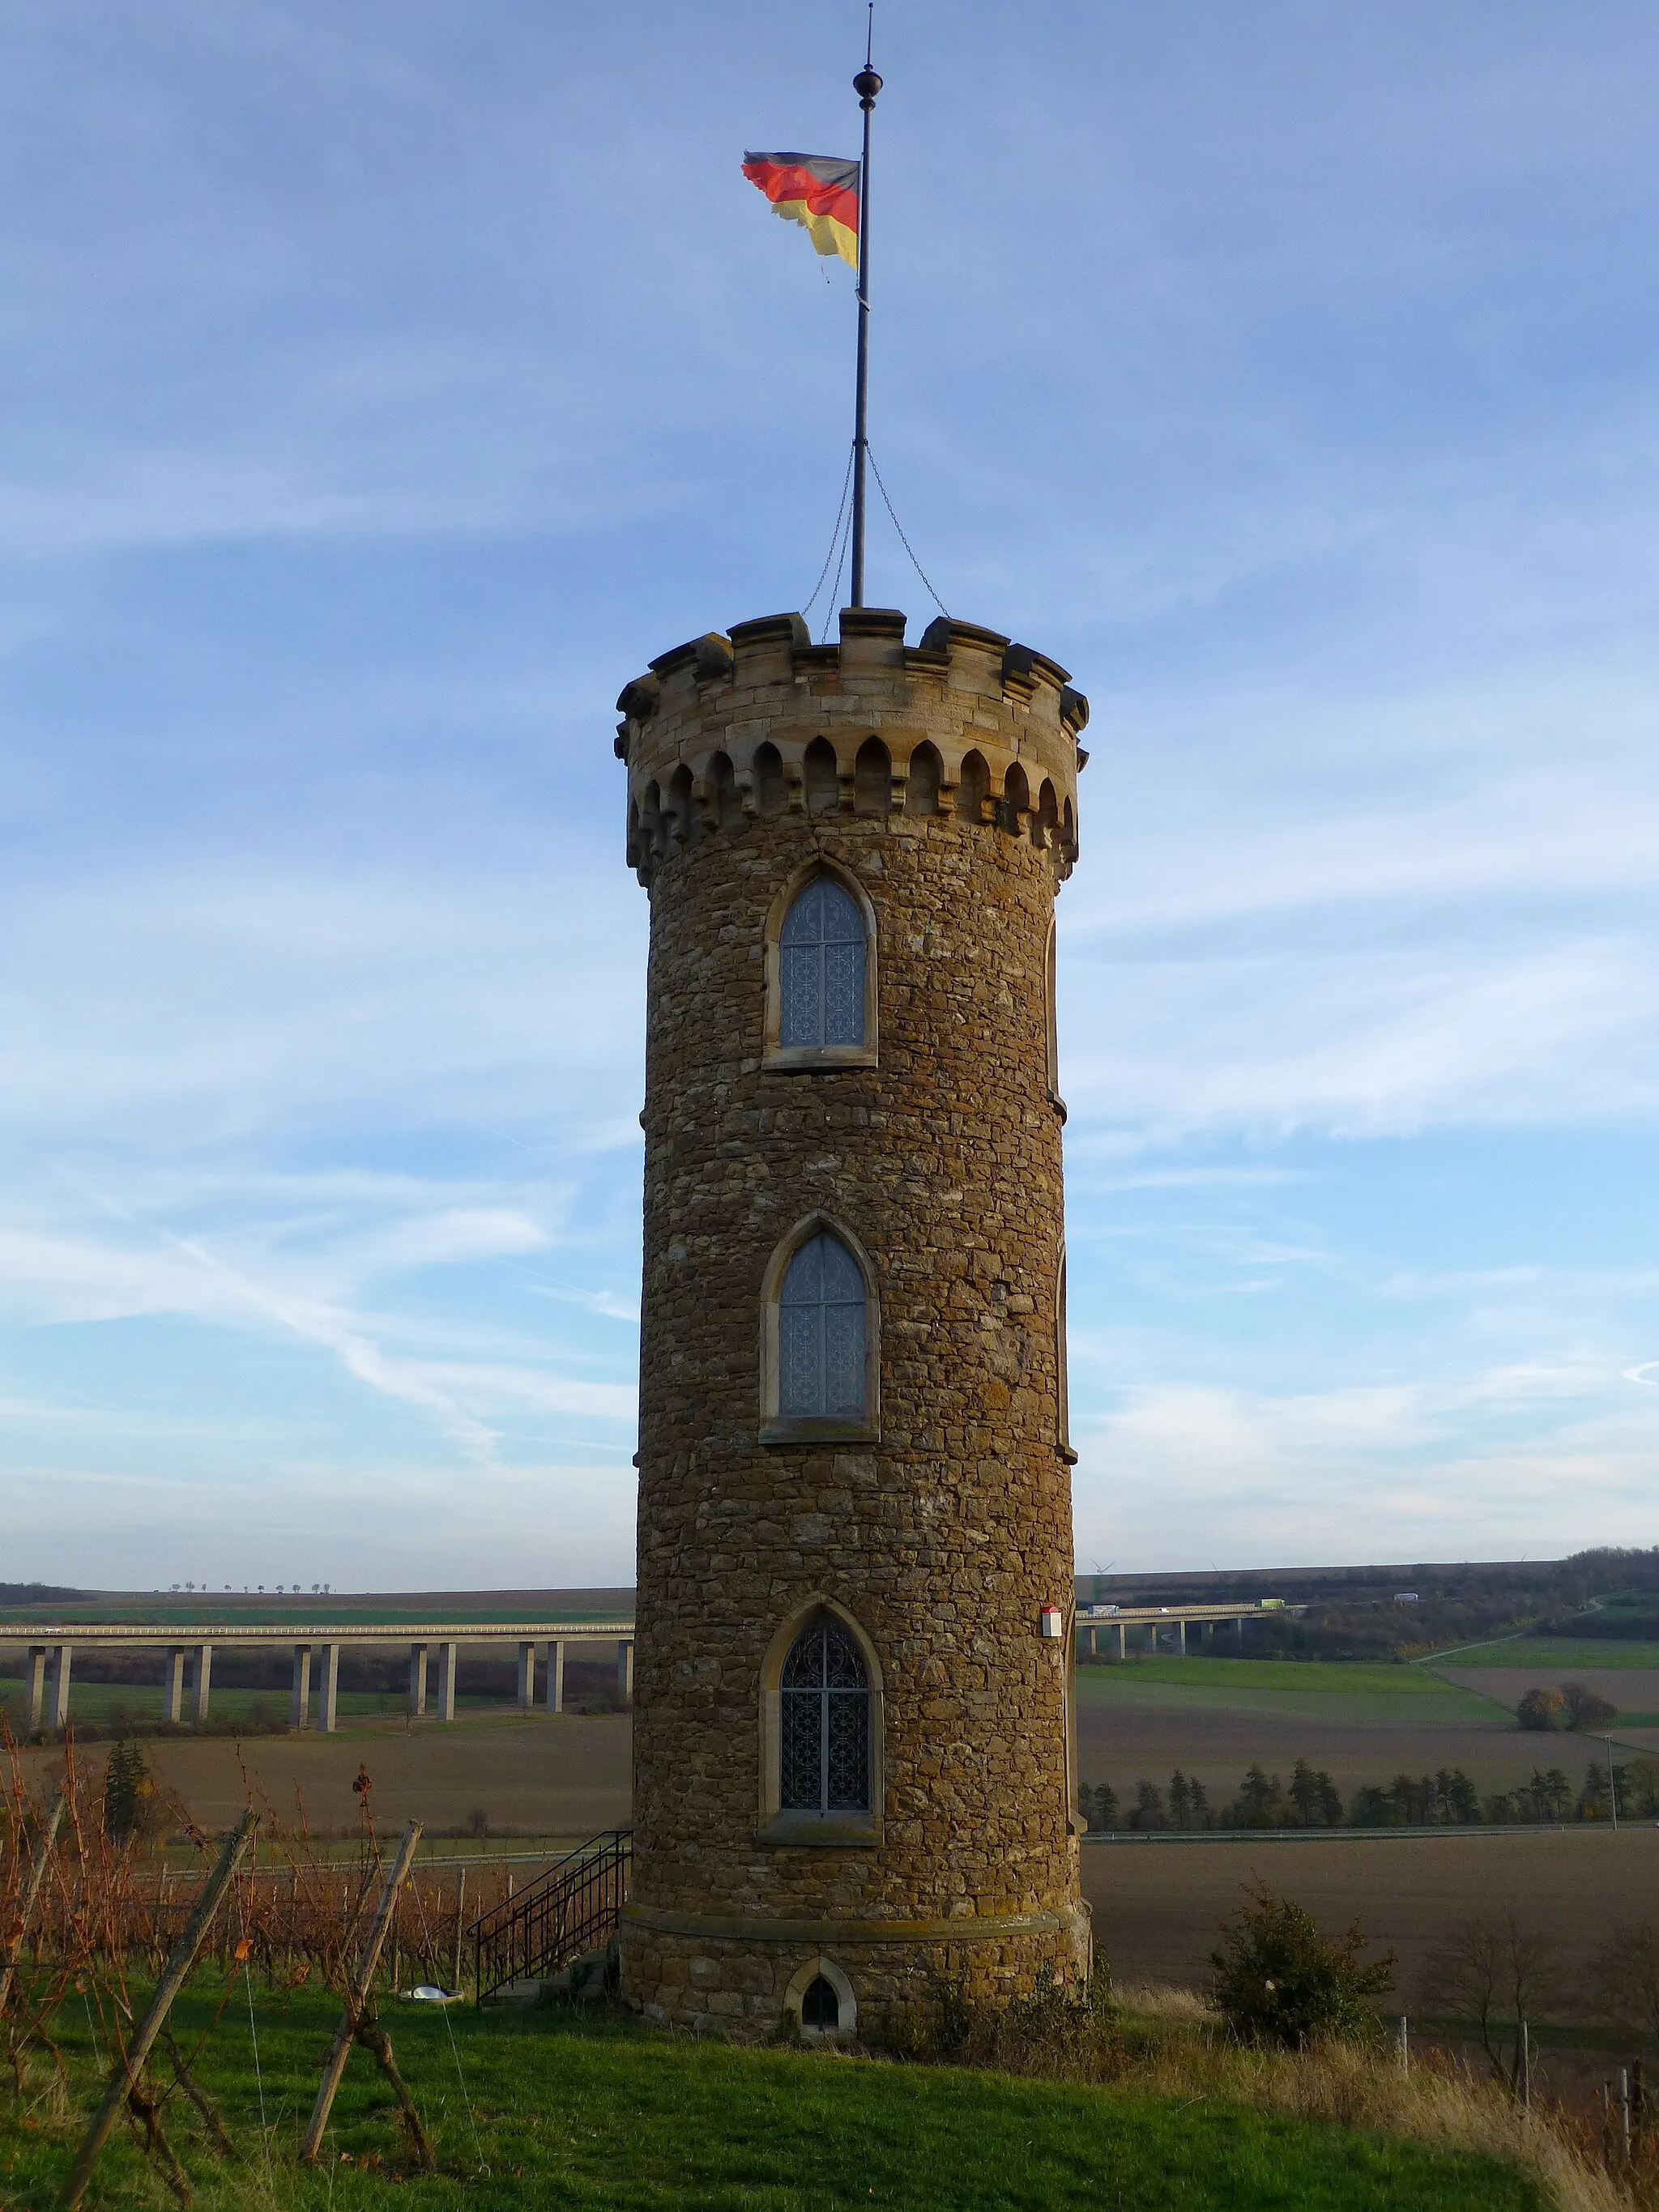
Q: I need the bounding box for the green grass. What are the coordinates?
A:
[1077,1660,1506,1727]
[0,1603,625,1629]
[1432,1638,1659,1670]
[1085,1658,1457,1696]
[0,1988,1544,2211]
[0,1685,562,1732]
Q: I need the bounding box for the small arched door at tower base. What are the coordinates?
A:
[783,1955,857,2041]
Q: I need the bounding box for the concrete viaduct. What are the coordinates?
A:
[1077,1601,1305,1658]
[5,1600,1299,1733]
[0,1618,636,1736]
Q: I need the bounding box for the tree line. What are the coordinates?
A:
[1081,1754,1659,1831]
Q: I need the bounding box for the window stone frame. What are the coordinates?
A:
[759,1213,881,1446]
[783,1954,858,2040]
[757,1596,885,1848]
[763,855,880,1072]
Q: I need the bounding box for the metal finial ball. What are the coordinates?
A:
[853,66,882,101]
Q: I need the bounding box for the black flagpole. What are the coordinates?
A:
[850,15,881,610]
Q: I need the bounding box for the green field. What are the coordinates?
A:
[1428,1637,1659,1670]
[0,1682,528,1730]
[0,1988,1543,2212]
[1078,1658,1504,1727]
[1089,1658,1460,1696]
[0,1604,625,1629]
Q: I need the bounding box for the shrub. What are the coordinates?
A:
[1589,1916,1659,2044]
[100,1738,159,1842]
[1516,1686,1565,1731]
[1210,1886,1395,2048]
[1560,1680,1617,1731]
[885,1964,1121,2079]
[1420,1912,1562,2091]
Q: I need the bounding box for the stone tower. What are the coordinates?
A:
[612,604,1090,2039]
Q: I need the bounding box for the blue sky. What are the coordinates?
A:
[3,1,1657,1590]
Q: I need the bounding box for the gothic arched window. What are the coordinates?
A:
[780,1614,871,1813]
[765,862,878,1071]
[779,1233,868,1421]
[761,1217,880,1443]
[780,876,866,1049]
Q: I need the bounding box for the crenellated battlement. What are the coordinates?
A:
[613,607,1089,889]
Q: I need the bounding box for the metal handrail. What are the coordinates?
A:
[470,1827,633,2003]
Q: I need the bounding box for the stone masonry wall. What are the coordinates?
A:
[614,607,1089,2036]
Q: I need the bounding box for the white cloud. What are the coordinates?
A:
[1074,1359,1659,1570]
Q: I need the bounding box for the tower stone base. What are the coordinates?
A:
[621,1903,1092,2042]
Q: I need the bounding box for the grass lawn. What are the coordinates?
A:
[0,1988,1546,2212]
[0,1683,541,1731]
[1077,1660,1504,1728]
[0,1605,627,1629]
[1085,1659,1459,1696]
[1431,1638,1659,1670]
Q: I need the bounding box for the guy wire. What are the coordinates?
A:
[868,448,949,618]
[804,443,857,622]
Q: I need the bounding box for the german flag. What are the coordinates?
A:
[742,151,860,267]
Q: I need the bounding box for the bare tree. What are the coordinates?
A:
[1420,1912,1564,2093]
[1589,1919,1659,2045]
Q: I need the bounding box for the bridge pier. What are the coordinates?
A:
[164,1648,186,1724]
[546,1639,565,1714]
[193,1644,213,1724]
[25,1647,46,1731]
[437,1641,458,1722]
[1176,1619,1187,1656]
[616,1639,633,1707]
[48,1645,71,1731]
[518,1640,536,1712]
[318,1643,340,1733]
[408,1643,429,1717]
[1115,1622,1125,1659]
[291,1644,313,1731]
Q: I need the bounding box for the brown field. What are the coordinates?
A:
[1084,1826,1659,2020]
[19,1660,1656,2051]
[1441,1667,1659,1754]
[18,1710,633,1844]
[1077,1694,1574,1797]
[1076,1663,1658,1797]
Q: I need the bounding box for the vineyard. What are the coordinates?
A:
[0,1727,529,2202]
[2,1727,1654,2211]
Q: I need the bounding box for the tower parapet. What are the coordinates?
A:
[617,607,1086,888]
[615,603,1090,2041]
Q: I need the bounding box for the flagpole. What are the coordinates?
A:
[850,28,881,610]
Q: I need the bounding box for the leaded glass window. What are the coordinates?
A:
[778,1232,868,1420]
[780,1616,871,1813]
[779,876,866,1048]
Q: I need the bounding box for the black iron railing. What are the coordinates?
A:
[470,1828,632,2003]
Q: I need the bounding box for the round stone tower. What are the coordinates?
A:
[612,603,1090,2040]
